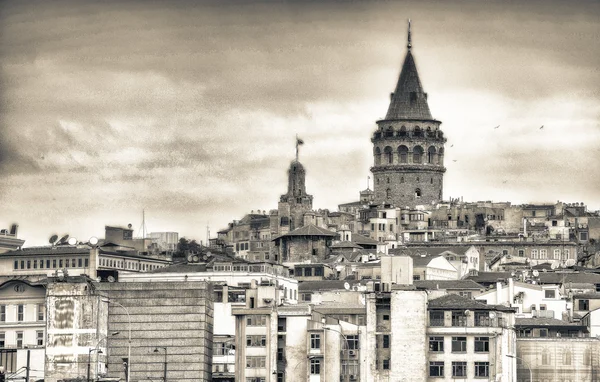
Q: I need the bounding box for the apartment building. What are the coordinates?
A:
[0,279,45,380]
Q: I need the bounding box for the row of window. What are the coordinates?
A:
[530,249,571,260]
[429,336,490,353]
[430,361,489,378]
[14,258,89,270]
[247,315,267,326]
[295,267,324,277]
[98,258,162,271]
[0,331,44,348]
[247,335,266,347]
[0,304,45,322]
[429,311,500,328]
[374,145,444,166]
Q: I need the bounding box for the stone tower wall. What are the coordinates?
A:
[371,119,446,207]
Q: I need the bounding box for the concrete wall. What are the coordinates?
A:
[45,280,108,382]
[391,290,428,381]
[99,281,213,382]
[381,256,413,286]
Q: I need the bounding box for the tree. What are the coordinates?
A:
[174,237,202,259]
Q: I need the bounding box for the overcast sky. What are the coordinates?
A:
[1,0,599,246]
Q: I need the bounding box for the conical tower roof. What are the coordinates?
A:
[384,46,433,121]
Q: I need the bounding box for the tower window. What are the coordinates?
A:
[384,146,393,164]
[428,146,437,164]
[431,177,433,184]
[374,147,382,166]
[400,177,404,183]
[415,188,421,198]
[416,177,420,182]
[398,145,408,163]
[410,92,417,102]
[386,188,392,199]
[387,177,390,183]
[413,146,424,163]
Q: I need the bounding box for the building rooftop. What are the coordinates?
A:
[1,245,91,256]
[299,280,368,292]
[515,317,585,327]
[273,224,337,240]
[428,294,516,312]
[414,280,484,290]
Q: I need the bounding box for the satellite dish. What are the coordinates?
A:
[206,252,212,258]
[560,262,567,269]
[89,237,99,246]
[187,255,193,262]
[551,261,560,270]
[57,234,69,245]
[49,235,59,244]
[128,224,132,229]
[344,282,350,290]
[532,270,540,277]
[489,312,497,319]
[68,237,77,245]
[464,310,471,316]
[192,255,199,262]
[107,275,116,283]
[565,259,576,267]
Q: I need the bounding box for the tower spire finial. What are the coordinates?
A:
[407,19,412,50]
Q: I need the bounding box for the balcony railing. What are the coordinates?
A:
[429,319,445,327]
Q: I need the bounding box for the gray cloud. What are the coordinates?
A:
[1,0,599,245]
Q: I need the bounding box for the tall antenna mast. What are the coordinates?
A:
[207,223,210,247]
[138,209,147,239]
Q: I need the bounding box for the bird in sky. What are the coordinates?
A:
[540,125,544,129]
[453,160,458,162]
[494,125,500,129]
[450,144,454,147]
[502,180,508,184]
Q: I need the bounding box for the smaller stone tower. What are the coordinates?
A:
[278,138,313,231]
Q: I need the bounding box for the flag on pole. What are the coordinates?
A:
[297,138,304,145]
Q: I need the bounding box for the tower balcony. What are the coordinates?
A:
[370,164,446,173]
[372,131,446,144]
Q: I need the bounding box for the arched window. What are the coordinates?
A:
[563,349,572,365]
[413,126,422,137]
[416,177,420,182]
[386,188,392,199]
[542,350,551,365]
[399,126,407,137]
[398,145,409,163]
[384,146,393,164]
[385,127,394,137]
[428,146,437,164]
[430,177,433,184]
[387,177,390,183]
[438,147,444,165]
[400,177,404,183]
[413,146,424,164]
[415,188,421,198]
[374,147,382,165]
[584,347,591,366]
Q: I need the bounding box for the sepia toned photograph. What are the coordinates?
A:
[1,0,599,381]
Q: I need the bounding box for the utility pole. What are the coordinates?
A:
[25,349,30,382]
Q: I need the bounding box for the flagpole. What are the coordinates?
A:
[296,134,299,163]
